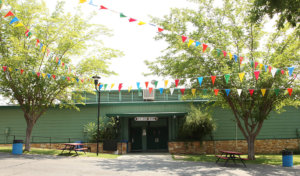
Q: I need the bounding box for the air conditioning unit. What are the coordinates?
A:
[143,89,155,101]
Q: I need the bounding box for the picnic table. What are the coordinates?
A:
[61,143,88,155]
[215,150,248,167]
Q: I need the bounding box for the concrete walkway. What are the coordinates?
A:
[0,152,299,176]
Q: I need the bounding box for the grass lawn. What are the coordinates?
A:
[0,147,119,159]
[173,154,300,165]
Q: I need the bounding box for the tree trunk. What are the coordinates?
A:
[247,135,256,160]
[25,117,35,152]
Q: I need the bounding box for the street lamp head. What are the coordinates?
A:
[92,75,101,88]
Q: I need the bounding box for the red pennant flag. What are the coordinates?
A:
[268,66,272,73]
[181,35,187,43]
[149,87,153,94]
[175,79,179,87]
[145,81,149,89]
[180,88,185,95]
[129,18,136,22]
[36,72,40,77]
[56,57,59,63]
[47,49,50,56]
[118,83,123,92]
[249,89,254,96]
[202,44,208,52]
[211,76,216,85]
[222,50,227,57]
[214,89,219,96]
[254,62,259,69]
[20,69,24,74]
[254,71,260,80]
[4,11,14,17]
[240,57,244,64]
[281,70,285,75]
[287,88,293,96]
[36,39,40,47]
[2,66,7,71]
[158,28,164,32]
[67,77,70,81]
[62,62,65,67]
[52,75,56,79]
[100,5,108,10]
[81,79,84,83]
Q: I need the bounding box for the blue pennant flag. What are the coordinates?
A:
[264,65,268,72]
[198,77,203,86]
[195,41,201,47]
[76,78,79,82]
[47,74,51,78]
[58,60,61,65]
[225,89,231,96]
[234,55,238,62]
[88,0,97,6]
[9,17,19,24]
[136,82,140,89]
[159,88,164,94]
[288,67,294,77]
[40,43,43,51]
[61,76,66,80]
[99,84,103,90]
[15,69,19,71]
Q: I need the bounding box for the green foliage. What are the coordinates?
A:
[84,116,119,142]
[178,105,216,141]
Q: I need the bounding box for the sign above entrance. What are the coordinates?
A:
[134,117,158,121]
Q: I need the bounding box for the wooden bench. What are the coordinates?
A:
[74,148,88,154]
[215,155,229,163]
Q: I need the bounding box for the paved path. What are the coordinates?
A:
[0,152,299,176]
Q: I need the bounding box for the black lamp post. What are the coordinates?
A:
[92,75,101,156]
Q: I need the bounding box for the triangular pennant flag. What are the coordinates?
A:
[288,67,294,77]
[104,84,108,90]
[254,71,260,80]
[202,89,207,95]
[76,78,79,83]
[249,89,254,96]
[274,88,279,96]
[138,21,146,25]
[14,22,24,27]
[234,55,238,62]
[128,86,132,92]
[180,88,185,95]
[240,57,243,64]
[237,89,242,97]
[56,57,59,63]
[88,0,97,6]
[250,61,254,68]
[129,18,136,22]
[36,39,40,47]
[4,11,14,17]
[42,73,46,78]
[24,29,29,35]
[259,64,263,70]
[281,69,285,75]
[79,0,87,3]
[145,82,149,89]
[214,89,219,96]
[9,17,19,24]
[159,88,164,94]
[120,13,127,18]
[239,72,245,82]
[224,74,230,84]
[216,49,221,57]
[211,76,216,85]
[47,74,51,78]
[198,77,203,86]
[229,52,232,60]
[61,76,66,80]
[175,79,179,87]
[26,32,32,38]
[32,71,36,75]
[149,87,153,94]
[8,67,12,72]
[136,82,140,89]
[100,5,107,9]
[225,89,230,96]
[254,62,259,69]
[170,88,175,95]
[111,83,115,89]
[67,77,70,81]
[195,41,201,47]
[188,39,194,47]
[40,43,43,51]
[268,66,272,73]
[222,50,227,57]
[158,28,164,32]
[2,66,7,71]
[164,80,168,88]
[191,89,196,96]
[99,84,103,90]
[154,81,158,88]
[15,69,19,71]
[42,45,46,52]
[261,89,266,96]
[20,69,24,74]
[118,83,122,92]
[271,69,277,77]
[36,72,41,77]
[181,35,187,43]
[202,44,208,52]
[264,65,268,72]
[287,88,293,96]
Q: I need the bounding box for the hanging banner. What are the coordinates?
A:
[170,88,175,95]
[191,89,196,96]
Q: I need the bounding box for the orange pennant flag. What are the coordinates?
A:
[4,11,14,17]
[287,88,293,96]
[202,44,208,52]
[145,82,149,89]
[149,87,153,94]
[211,76,216,85]
[214,89,219,96]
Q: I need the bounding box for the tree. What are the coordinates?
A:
[0,0,123,151]
[147,0,299,160]
[250,0,300,30]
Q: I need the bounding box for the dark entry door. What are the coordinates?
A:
[130,128,142,151]
[147,127,168,150]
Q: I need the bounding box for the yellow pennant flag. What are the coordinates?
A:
[111,83,115,89]
[8,67,12,72]
[229,52,232,60]
[42,73,46,78]
[128,86,132,92]
[72,78,75,82]
[259,64,263,70]
[188,39,194,47]
[42,45,46,52]
[14,22,24,27]
[191,89,196,96]
[164,80,168,88]
[79,0,87,3]
[261,89,266,96]
[138,21,146,25]
[239,72,245,82]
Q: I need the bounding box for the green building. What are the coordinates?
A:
[0,89,299,152]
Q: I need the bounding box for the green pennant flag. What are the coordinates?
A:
[32,71,35,75]
[276,69,280,74]
[104,84,108,90]
[217,49,221,57]
[154,81,158,88]
[274,88,280,96]
[224,74,230,84]
[26,32,32,38]
[250,61,254,68]
[202,89,207,95]
[65,65,68,70]
[120,13,127,18]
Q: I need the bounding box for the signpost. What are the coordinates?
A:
[134,117,158,121]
